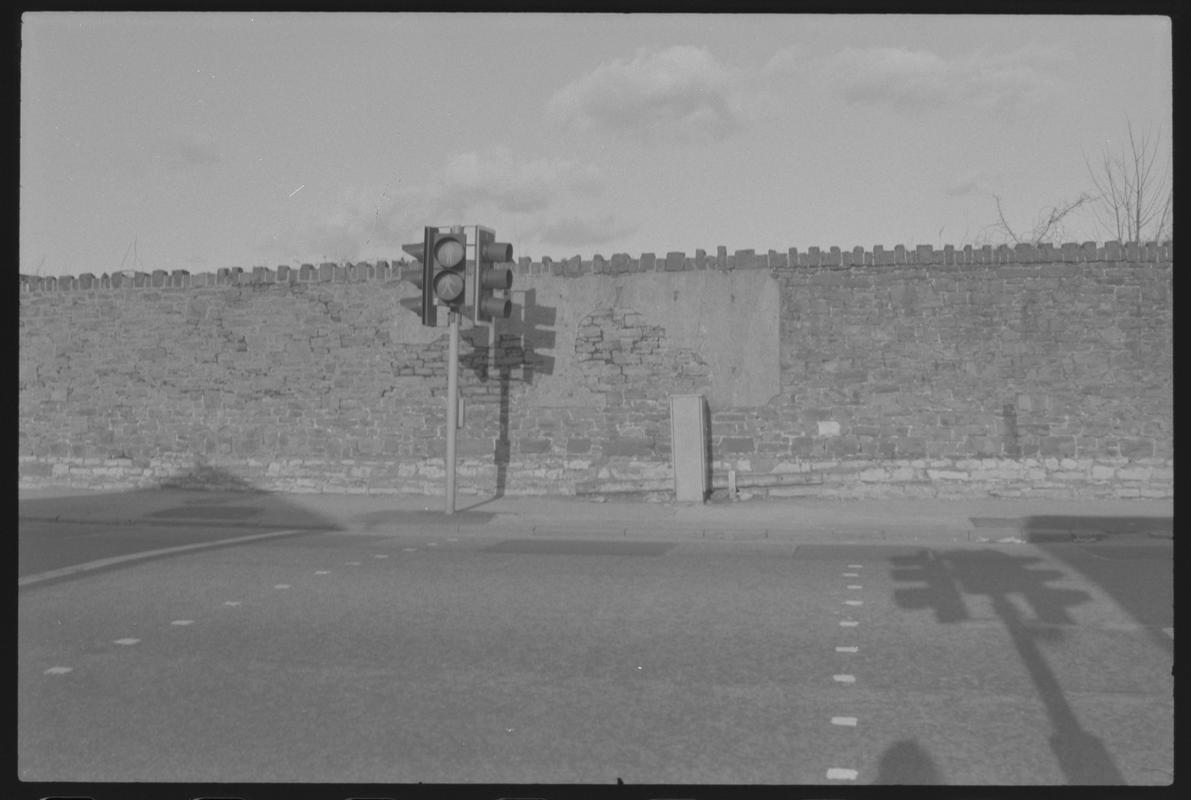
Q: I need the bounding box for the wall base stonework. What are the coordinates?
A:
[18,454,1173,501]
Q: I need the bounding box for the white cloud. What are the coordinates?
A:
[946,169,1000,197]
[173,135,221,167]
[547,45,757,142]
[537,215,637,248]
[829,46,1065,114]
[762,44,804,75]
[265,184,413,263]
[442,147,604,214]
[162,126,222,168]
[261,149,609,262]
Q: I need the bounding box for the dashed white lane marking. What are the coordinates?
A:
[426,542,439,547]
[402,547,417,552]
[223,600,242,606]
[840,620,859,627]
[170,620,194,626]
[833,674,856,684]
[273,584,291,590]
[113,638,140,646]
[847,564,863,569]
[373,554,389,559]
[827,768,859,780]
[314,570,330,575]
[44,666,73,675]
[842,572,859,577]
[836,646,859,653]
[831,716,858,727]
[19,529,313,587]
[844,600,863,606]
[847,585,863,590]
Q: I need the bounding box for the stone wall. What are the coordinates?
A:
[18,240,1173,500]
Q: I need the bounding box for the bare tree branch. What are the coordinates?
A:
[978,192,1093,247]
[1085,118,1172,243]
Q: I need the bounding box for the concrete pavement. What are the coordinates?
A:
[18,485,1173,543]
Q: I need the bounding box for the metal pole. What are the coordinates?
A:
[445,309,459,514]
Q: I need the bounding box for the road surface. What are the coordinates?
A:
[18,520,1174,785]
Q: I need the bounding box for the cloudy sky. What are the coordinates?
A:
[21,13,1171,277]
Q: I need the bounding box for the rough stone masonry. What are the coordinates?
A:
[18,240,1172,500]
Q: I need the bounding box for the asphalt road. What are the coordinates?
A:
[17,522,1173,786]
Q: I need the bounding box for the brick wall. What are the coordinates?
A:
[18,241,1173,500]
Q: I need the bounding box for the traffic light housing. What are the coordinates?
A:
[402,227,468,327]
[472,226,514,323]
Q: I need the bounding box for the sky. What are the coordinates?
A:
[20,12,1172,277]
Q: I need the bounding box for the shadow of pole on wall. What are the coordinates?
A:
[464,289,556,503]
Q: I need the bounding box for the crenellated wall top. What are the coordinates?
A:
[19,240,1173,293]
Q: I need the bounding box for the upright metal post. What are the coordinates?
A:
[445,310,459,514]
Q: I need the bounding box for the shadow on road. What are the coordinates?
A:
[890,547,1128,785]
[1021,514,1174,659]
[20,461,341,530]
[19,461,343,586]
[874,738,944,784]
[1019,514,1172,542]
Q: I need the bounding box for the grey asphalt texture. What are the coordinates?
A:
[17,487,1174,785]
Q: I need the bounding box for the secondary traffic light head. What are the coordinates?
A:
[472,226,514,323]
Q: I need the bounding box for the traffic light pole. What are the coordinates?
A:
[445,310,459,515]
[403,223,511,516]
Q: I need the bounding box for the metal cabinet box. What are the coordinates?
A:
[670,394,709,502]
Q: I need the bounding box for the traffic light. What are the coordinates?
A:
[401,226,468,327]
[472,226,514,323]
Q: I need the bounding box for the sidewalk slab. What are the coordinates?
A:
[18,486,1173,544]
